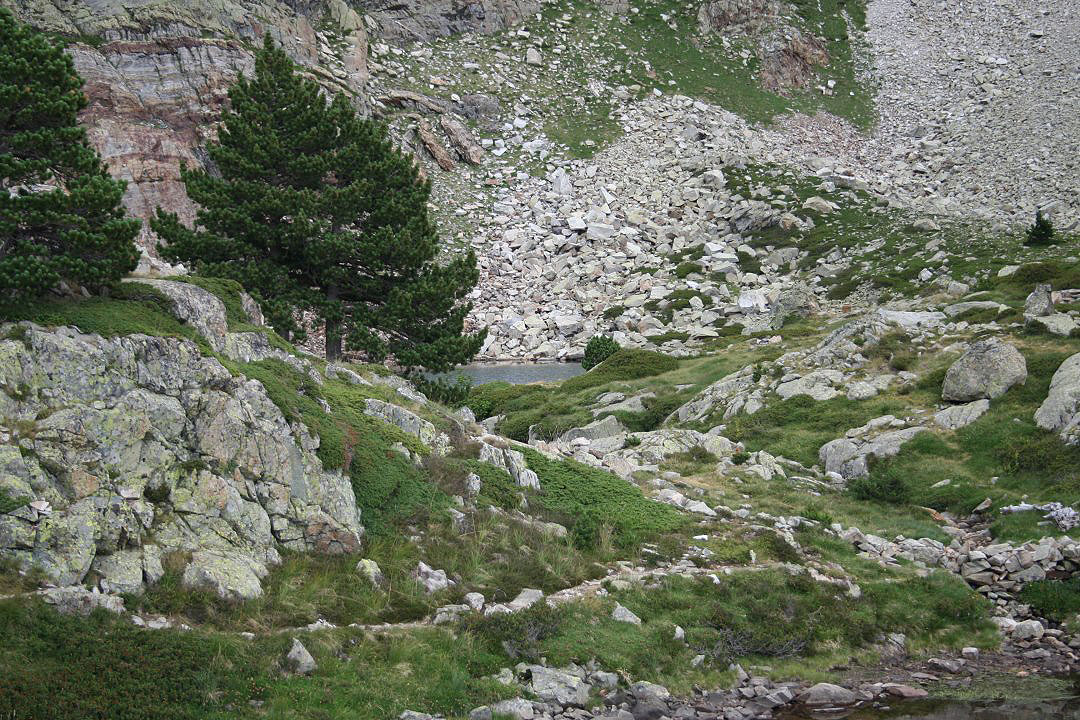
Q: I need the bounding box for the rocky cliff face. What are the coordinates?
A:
[0,324,362,600]
[2,0,540,263]
[358,0,539,43]
[4,0,371,260]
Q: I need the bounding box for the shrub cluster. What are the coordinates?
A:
[582,335,620,371]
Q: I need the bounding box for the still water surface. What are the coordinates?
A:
[443,362,585,386]
[781,696,1080,720]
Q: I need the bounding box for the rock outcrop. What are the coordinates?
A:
[362,0,539,43]
[0,323,362,599]
[1035,352,1080,445]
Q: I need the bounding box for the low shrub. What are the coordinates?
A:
[522,449,684,549]
[462,602,565,661]
[412,373,472,407]
[847,472,911,504]
[564,348,679,392]
[582,335,620,371]
[674,261,703,279]
[1024,211,1055,247]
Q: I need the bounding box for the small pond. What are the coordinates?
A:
[439,362,585,386]
[780,696,1080,720]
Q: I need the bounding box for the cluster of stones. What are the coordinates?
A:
[843,523,1080,613]
[404,668,933,720]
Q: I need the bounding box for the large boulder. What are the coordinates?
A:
[798,683,857,706]
[523,666,590,707]
[819,427,927,480]
[941,339,1027,402]
[0,324,362,599]
[364,399,450,454]
[1034,352,1080,445]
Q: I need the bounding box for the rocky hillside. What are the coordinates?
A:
[3,0,1080,718]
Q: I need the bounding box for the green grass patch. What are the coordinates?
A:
[1018,578,1080,623]
[563,348,679,392]
[726,394,909,466]
[0,598,515,720]
[0,283,205,347]
[849,343,1080,534]
[471,567,990,695]
[523,448,685,548]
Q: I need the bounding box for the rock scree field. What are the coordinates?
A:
[1,0,1080,718]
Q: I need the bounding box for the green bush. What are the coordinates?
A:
[462,602,565,661]
[612,393,685,432]
[412,373,472,407]
[565,348,678,392]
[847,471,910,504]
[674,261,703,279]
[582,335,620,371]
[1024,211,1055,247]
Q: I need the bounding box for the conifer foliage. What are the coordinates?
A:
[0,9,140,300]
[1024,210,1055,247]
[154,37,484,370]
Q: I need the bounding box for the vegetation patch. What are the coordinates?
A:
[522,448,685,549]
[849,345,1080,536]
[564,348,679,392]
[1018,578,1080,623]
[726,394,908,466]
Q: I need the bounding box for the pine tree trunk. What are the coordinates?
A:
[326,284,342,360]
[326,322,342,361]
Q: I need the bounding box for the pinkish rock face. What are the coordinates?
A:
[10,0,371,255]
[74,39,255,252]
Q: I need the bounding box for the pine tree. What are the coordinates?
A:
[153,37,484,371]
[0,9,140,301]
[1024,211,1055,247]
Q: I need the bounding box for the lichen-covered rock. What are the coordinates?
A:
[364,399,450,454]
[819,427,927,480]
[127,279,228,351]
[478,441,540,490]
[0,324,362,598]
[672,366,759,423]
[933,399,990,430]
[1035,352,1080,445]
[41,586,126,616]
[941,338,1027,402]
[363,0,540,43]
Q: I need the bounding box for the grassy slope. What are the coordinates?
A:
[3,228,1079,715]
[395,0,874,164]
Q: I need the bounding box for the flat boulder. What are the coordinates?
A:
[934,399,990,430]
[182,550,267,601]
[942,338,1026,402]
[798,682,857,706]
